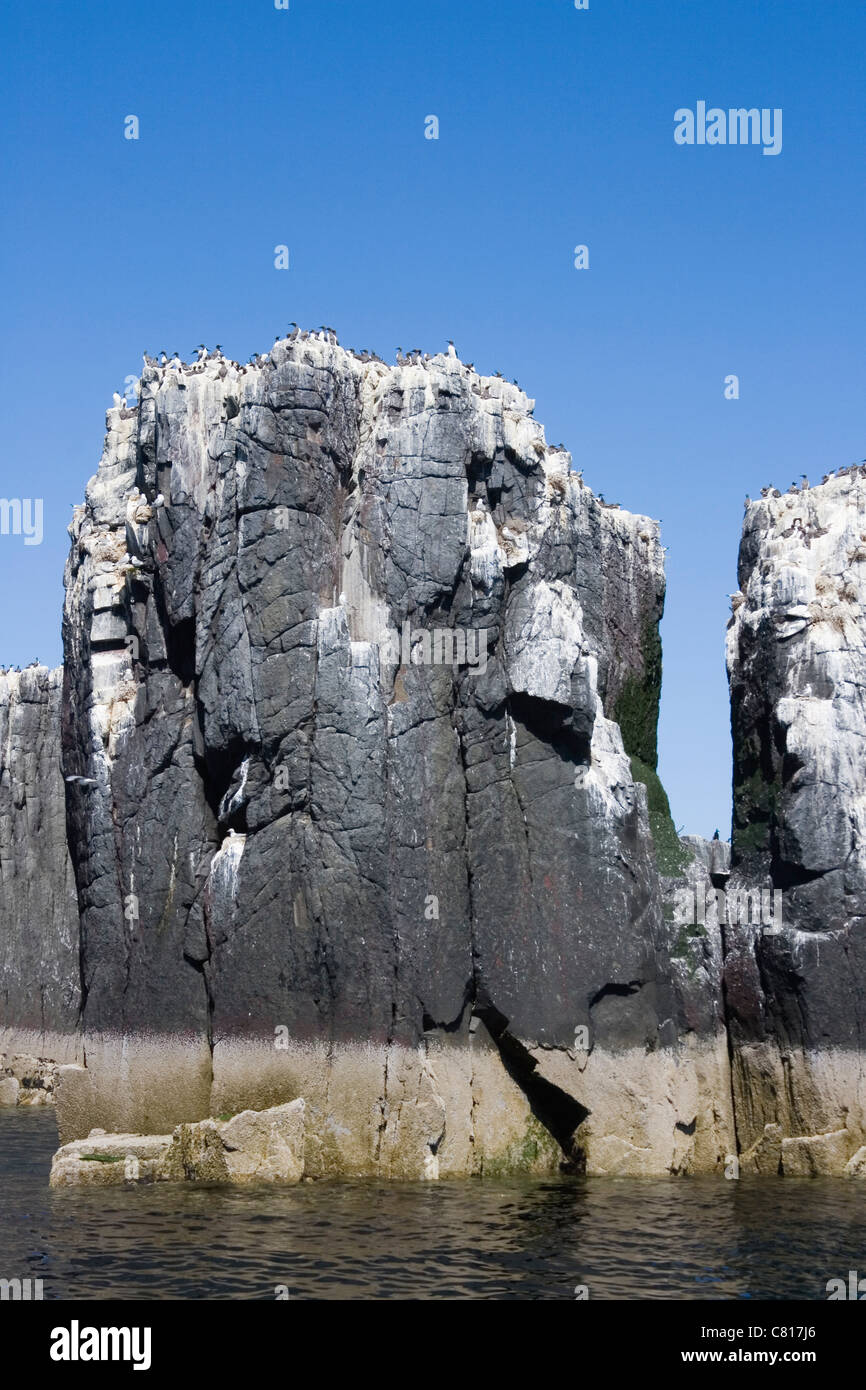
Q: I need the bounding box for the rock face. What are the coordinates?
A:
[5,337,864,1180]
[0,668,81,1062]
[48,338,732,1176]
[727,471,866,1172]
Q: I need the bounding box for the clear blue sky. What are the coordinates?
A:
[1,0,863,838]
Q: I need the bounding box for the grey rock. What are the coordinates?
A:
[47,340,719,1172]
[726,471,866,1158]
[0,668,80,1059]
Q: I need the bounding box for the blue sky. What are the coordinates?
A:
[1,0,863,837]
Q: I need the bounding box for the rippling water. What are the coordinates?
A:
[2,1108,864,1299]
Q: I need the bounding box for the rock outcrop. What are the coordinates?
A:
[48,337,732,1176]
[0,1053,61,1106]
[49,1098,305,1186]
[2,335,864,1180]
[727,471,866,1172]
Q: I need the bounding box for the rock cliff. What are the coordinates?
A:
[727,471,866,1173]
[46,337,731,1175]
[2,337,863,1178]
[0,667,81,1061]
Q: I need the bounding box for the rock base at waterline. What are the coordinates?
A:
[49,1099,306,1187]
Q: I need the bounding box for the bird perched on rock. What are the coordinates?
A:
[153,494,165,507]
[112,392,123,407]
[447,341,457,359]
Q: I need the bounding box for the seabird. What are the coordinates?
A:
[112,392,123,407]
[154,494,165,507]
[447,341,457,358]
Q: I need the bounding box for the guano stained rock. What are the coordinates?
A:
[0,335,863,1178]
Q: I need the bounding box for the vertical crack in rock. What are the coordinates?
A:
[474,996,590,1171]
